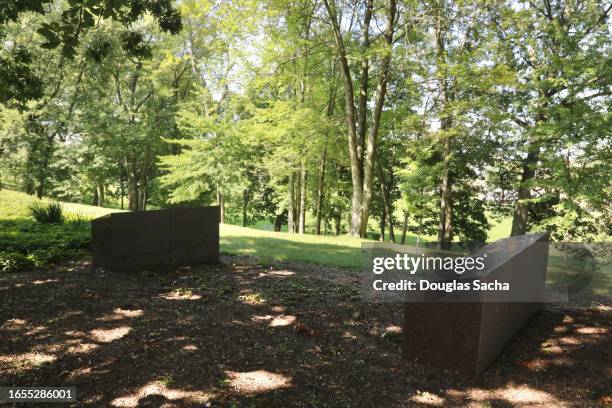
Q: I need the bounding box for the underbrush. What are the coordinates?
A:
[0,190,102,273]
[29,201,65,223]
[0,219,90,273]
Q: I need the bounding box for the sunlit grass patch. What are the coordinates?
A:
[238,292,266,305]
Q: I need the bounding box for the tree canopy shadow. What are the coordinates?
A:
[1,257,609,407]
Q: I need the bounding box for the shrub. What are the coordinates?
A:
[0,251,34,273]
[29,201,64,224]
[66,212,90,225]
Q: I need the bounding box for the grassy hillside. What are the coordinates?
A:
[0,190,101,272]
[0,190,371,270]
[1,189,514,270]
[0,189,123,219]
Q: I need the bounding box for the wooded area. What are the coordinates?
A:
[0,2,610,404]
[0,0,609,247]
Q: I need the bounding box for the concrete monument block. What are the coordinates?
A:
[403,233,549,376]
[92,207,219,272]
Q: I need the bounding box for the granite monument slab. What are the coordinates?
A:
[92,207,220,272]
[403,232,549,376]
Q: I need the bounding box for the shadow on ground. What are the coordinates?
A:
[0,257,610,407]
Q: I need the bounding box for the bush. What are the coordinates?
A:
[1,191,93,273]
[0,251,34,273]
[0,219,91,273]
[66,212,89,225]
[29,201,64,224]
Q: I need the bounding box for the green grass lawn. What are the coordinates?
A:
[0,189,377,270]
[6,188,606,298]
[487,214,513,241]
[0,189,516,271]
[1,189,430,270]
[0,189,123,220]
[1,189,609,297]
[220,223,368,268]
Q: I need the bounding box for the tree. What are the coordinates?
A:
[322,0,398,237]
[0,0,181,106]
[493,0,611,237]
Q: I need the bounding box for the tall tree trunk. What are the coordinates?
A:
[437,133,453,249]
[36,182,43,199]
[377,161,396,243]
[299,162,307,234]
[36,153,49,199]
[323,0,396,237]
[293,173,300,233]
[288,173,295,233]
[357,0,373,164]
[127,169,139,212]
[323,0,364,237]
[379,210,386,242]
[437,152,452,249]
[119,173,125,210]
[435,1,453,250]
[334,213,341,235]
[92,185,98,206]
[242,188,248,227]
[511,140,539,236]
[274,214,283,232]
[137,182,146,211]
[358,0,396,237]
[217,186,225,224]
[35,133,54,200]
[401,211,408,245]
[97,184,105,207]
[315,69,335,236]
[315,146,327,235]
[511,107,547,236]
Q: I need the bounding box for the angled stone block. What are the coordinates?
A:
[403,233,549,376]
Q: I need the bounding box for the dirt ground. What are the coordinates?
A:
[1,257,610,407]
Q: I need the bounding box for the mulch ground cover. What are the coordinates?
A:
[1,256,610,407]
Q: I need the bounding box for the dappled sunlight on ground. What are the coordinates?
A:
[66,366,92,380]
[410,390,446,406]
[270,315,296,327]
[97,308,144,321]
[1,257,610,406]
[557,335,580,345]
[575,326,607,334]
[252,314,297,327]
[1,318,27,329]
[65,340,99,355]
[341,331,358,339]
[224,370,292,394]
[158,290,203,300]
[238,292,266,305]
[24,325,48,336]
[0,352,56,369]
[111,381,212,407]
[256,269,296,278]
[31,278,60,285]
[89,326,132,343]
[447,384,564,407]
